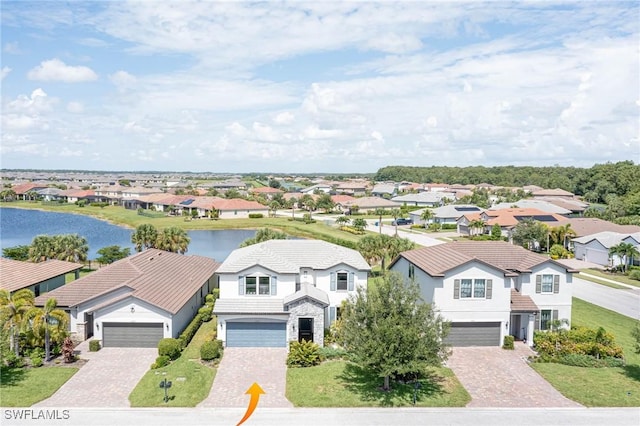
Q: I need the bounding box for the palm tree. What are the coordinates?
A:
[352,218,368,233]
[28,235,55,262]
[468,219,486,236]
[156,227,190,254]
[609,242,640,272]
[25,298,68,361]
[373,208,386,234]
[53,234,89,263]
[391,208,401,236]
[0,289,35,356]
[131,224,159,252]
[549,224,577,249]
[269,200,282,218]
[420,209,434,227]
[335,216,350,228]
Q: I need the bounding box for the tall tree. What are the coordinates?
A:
[2,245,30,261]
[156,227,190,254]
[339,272,449,391]
[315,193,335,213]
[131,224,159,252]
[609,242,640,272]
[0,289,35,356]
[420,209,434,227]
[548,224,576,249]
[29,235,55,262]
[25,298,68,361]
[53,234,88,263]
[511,218,548,250]
[96,245,131,265]
[240,228,288,247]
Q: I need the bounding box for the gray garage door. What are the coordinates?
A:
[103,322,164,348]
[585,248,609,266]
[445,322,501,346]
[226,322,286,347]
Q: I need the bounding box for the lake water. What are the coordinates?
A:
[0,208,255,262]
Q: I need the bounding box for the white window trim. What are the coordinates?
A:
[460,278,487,299]
[245,275,271,296]
[336,271,348,291]
[541,274,554,294]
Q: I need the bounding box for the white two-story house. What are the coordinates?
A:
[389,241,577,347]
[213,239,371,348]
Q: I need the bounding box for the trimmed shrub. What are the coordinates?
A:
[179,314,204,349]
[502,335,515,350]
[30,353,44,367]
[318,346,347,360]
[557,354,625,368]
[198,306,212,322]
[158,338,182,360]
[248,213,264,219]
[629,270,640,281]
[151,355,170,369]
[287,340,323,368]
[211,289,220,300]
[205,294,215,304]
[533,326,624,365]
[4,352,24,368]
[200,340,223,361]
[89,340,101,352]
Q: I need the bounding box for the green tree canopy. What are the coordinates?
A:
[2,245,30,261]
[131,224,159,252]
[28,234,88,263]
[240,228,288,247]
[511,219,548,250]
[339,272,450,390]
[156,227,191,254]
[96,245,131,265]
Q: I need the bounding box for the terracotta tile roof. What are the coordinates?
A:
[34,249,220,314]
[510,289,539,312]
[59,189,95,197]
[481,208,566,227]
[12,182,49,194]
[1,258,83,293]
[250,187,284,194]
[396,241,567,277]
[331,194,356,204]
[342,196,398,209]
[210,198,267,211]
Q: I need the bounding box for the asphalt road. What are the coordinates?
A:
[3,407,639,426]
[572,277,640,319]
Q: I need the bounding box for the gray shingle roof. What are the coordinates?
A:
[213,298,287,314]
[34,249,220,314]
[283,283,330,306]
[218,240,371,274]
[572,231,640,248]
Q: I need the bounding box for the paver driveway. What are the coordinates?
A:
[34,345,157,407]
[198,347,292,408]
[446,343,581,407]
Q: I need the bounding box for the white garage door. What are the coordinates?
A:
[585,248,609,266]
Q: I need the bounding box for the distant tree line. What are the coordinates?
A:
[374,161,640,202]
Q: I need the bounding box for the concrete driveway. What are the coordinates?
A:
[34,344,157,407]
[446,343,581,407]
[198,347,292,408]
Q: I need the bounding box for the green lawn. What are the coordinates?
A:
[531,298,640,406]
[576,273,629,289]
[4,202,364,245]
[0,366,78,407]
[286,361,470,407]
[581,268,640,288]
[128,318,218,407]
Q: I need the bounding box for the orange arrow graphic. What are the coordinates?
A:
[236,382,265,426]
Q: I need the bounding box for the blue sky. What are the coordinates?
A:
[1,1,638,173]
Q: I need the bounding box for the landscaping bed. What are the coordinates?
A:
[128,317,218,407]
[531,298,640,407]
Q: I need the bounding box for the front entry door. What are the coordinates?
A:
[84,312,94,339]
[298,318,313,343]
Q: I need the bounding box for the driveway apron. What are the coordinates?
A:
[34,346,157,407]
[447,343,581,407]
[198,347,292,408]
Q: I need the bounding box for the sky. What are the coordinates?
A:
[1,1,639,174]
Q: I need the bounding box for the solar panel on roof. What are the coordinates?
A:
[514,215,558,222]
[180,199,195,205]
[454,207,481,212]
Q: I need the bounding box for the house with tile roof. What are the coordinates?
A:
[213,240,370,348]
[389,241,577,347]
[34,249,220,347]
[391,191,456,207]
[457,208,566,238]
[572,232,640,267]
[408,204,485,226]
[1,258,82,296]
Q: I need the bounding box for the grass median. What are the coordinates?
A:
[128,317,218,407]
[531,298,640,407]
[0,365,78,407]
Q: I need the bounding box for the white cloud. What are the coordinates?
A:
[66,101,84,113]
[3,42,22,54]
[274,111,294,125]
[1,66,11,80]
[27,58,98,82]
[109,70,136,87]
[6,88,56,114]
